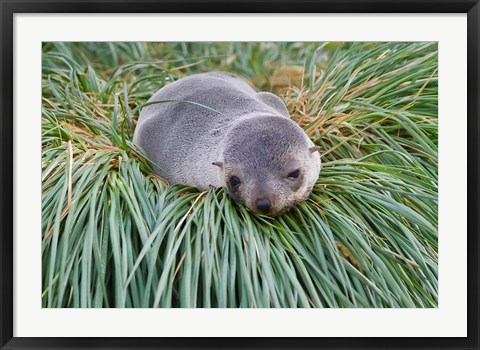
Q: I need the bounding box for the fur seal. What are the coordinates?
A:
[133,72,321,216]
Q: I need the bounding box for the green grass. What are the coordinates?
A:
[41,42,438,308]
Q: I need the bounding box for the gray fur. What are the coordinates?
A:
[133,72,321,216]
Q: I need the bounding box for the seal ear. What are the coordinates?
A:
[309,146,320,154]
[212,161,224,168]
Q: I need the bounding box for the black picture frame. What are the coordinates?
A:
[1,1,479,349]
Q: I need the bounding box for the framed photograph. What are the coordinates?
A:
[1,1,479,349]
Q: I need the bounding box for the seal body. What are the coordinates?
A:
[133,72,321,216]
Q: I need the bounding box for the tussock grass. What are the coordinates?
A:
[42,42,438,308]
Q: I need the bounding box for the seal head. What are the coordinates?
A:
[215,116,321,217]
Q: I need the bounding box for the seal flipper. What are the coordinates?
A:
[254,92,290,118]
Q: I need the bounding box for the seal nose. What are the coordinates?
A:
[255,198,271,212]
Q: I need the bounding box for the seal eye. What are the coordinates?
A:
[287,169,301,180]
[229,176,241,191]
